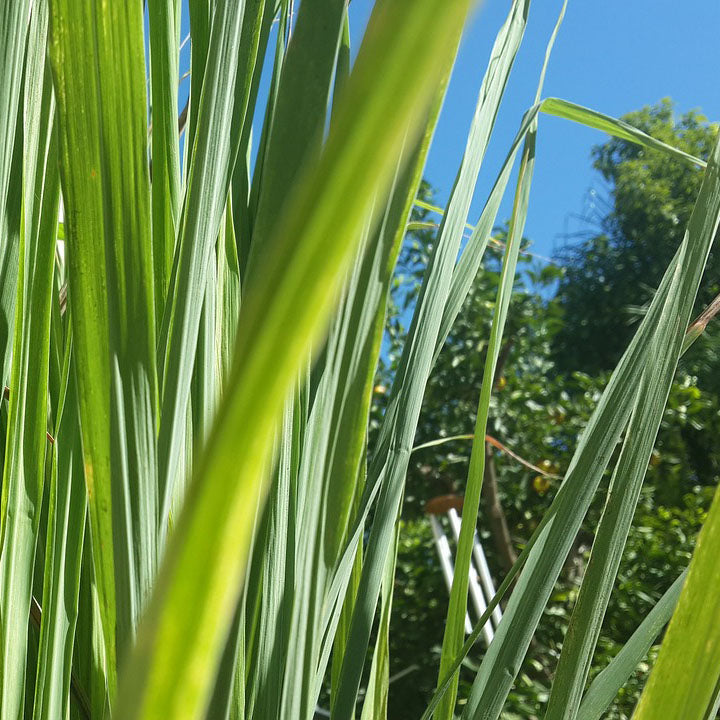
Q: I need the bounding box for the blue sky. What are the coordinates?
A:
[348,0,720,262]
[176,1,720,263]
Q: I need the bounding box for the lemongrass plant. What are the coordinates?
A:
[0,0,719,719]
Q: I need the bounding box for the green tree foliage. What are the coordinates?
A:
[379,140,720,716]
[554,100,719,380]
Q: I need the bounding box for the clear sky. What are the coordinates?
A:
[348,0,720,262]
[176,1,720,263]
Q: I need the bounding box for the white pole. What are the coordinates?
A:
[472,530,503,628]
[429,514,473,634]
[447,509,494,646]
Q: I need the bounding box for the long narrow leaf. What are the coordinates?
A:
[148,0,182,321]
[333,3,529,714]
[48,0,159,695]
[156,0,247,530]
[0,5,57,716]
[34,334,87,720]
[576,570,686,720]
[115,2,477,718]
[435,100,536,720]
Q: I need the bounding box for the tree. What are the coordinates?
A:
[379,162,720,717]
[554,100,719,383]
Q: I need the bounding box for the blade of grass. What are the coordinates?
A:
[190,249,218,449]
[33,333,88,720]
[316,91,450,714]
[331,458,365,714]
[48,0,159,694]
[0,101,22,497]
[576,570,686,720]
[543,223,719,720]
[0,0,30,266]
[544,339,680,719]
[220,7,349,704]
[243,399,298,719]
[231,0,271,283]
[0,1,30,395]
[116,2,477,719]
[215,201,241,386]
[156,0,247,532]
[246,0,290,226]
[540,97,706,169]
[435,99,537,720]
[185,0,212,175]
[433,96,704,358]
[421,286,713,720]
[633,292,720,719]
[431,6,574,708]
[332,3,531,714]
[0,4,58,717]
[284,36,441,716]
[244,0,347,275]
[148,0,182,322]
[359,518,400,720]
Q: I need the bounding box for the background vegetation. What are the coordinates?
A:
[380,104,720,718]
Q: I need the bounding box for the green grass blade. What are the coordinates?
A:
[244,0,347,275]
[0,84,23,435]
[435,108,536,720]
[283,47,437,717]
[545,127,720,720]
[631,188,720,713]
[34,335,88,720]
[115,2,477,717]
[190,249,218,448]
[544,236,716,720]
[539,97,706,168]
[359,520,399,720]
[316,102,447,714]
[428,96,703,353]
[544,347,681,719]
[576,570,686,720]
[0,0,29,399]
[243,401,297,719]
[0,0,31,264]
[420,286,709,720]
[437,0,566,357]
[231,0,271,283]
[216,201,241,385]
[431,10,574,710]
[331,460,364,713]
[48,0,159,694]
[185,0,212,173]
[156,0,247,529]
[73,531,111,719]
[333,3,529,716]
[0,4,57,717]
[246,0,290,225]
[148,0,182,322]
[633,481,720,719]
[205,600,245,720]
[194,7,340,672]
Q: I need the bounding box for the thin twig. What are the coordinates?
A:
[412,433,561,479]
